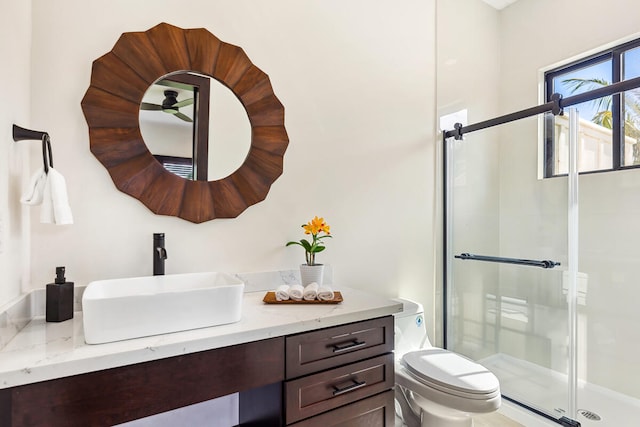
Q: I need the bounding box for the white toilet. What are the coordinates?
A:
[393,298,501,427]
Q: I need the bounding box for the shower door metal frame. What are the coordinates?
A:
[442,76,640,426]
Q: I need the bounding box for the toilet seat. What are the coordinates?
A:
[401,349,500,400]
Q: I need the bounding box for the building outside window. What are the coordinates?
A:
[544,39,640,177]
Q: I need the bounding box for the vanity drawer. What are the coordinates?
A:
[284,353,394,424]
[285,316,394,378]
[289,390,395,427]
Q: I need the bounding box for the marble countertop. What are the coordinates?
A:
[0,287,402,390]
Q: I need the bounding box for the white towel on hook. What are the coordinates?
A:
[40,168,73,225]
[20,168,47,205]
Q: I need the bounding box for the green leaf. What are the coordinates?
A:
[299,239,312,251]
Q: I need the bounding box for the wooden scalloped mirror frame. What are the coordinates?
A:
[81,23,288,223]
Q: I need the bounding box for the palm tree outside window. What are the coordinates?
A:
[544,39,640,177]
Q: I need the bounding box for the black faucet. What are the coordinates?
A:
[153,233,167,275]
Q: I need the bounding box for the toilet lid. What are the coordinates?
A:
[402,349,500,397]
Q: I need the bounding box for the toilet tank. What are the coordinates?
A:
[392,298,428,357]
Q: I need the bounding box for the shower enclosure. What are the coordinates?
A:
[443,80,640,426]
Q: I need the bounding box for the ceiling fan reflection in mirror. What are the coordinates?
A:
[141,89,194,122]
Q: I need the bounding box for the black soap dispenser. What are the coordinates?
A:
[46,266,74,322]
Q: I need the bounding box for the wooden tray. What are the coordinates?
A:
[263,291,343,304]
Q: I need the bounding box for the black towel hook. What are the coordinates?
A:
[42,134,54,173]
[12,124,54,173]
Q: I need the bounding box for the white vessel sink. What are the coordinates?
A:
[82,272,244,344]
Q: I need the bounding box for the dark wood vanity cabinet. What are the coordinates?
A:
[284,316,396,426]
[0,316,396,427]
[1,338,286,427]
[288,391,395,427]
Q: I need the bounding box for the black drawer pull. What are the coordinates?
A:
[332,379,367,396]
[330,340,366,353]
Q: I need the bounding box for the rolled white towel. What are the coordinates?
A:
[275,285,290,301]
[317,285,335,301]
[289,284,304,301]
[303,282,319,301]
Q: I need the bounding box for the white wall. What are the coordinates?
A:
[0,1,31,307]
[19,0,437,328]
[436,0,502,348]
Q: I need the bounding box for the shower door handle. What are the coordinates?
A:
[455,253,560,269]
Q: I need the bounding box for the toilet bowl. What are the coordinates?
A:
[393,298,501,427]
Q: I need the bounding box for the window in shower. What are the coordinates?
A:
[544,37,640,177]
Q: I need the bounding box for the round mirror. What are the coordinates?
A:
[139,73,251,181]
[81,23,289,223]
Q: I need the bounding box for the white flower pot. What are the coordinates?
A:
[300,264,324,286]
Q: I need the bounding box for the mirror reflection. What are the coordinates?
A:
[139,72,251,181]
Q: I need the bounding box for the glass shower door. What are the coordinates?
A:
[444,112,578,424]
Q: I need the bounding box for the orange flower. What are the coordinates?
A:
[304,216,331,236]
[287,216,333,265]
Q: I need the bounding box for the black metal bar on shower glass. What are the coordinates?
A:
[444,101,557,139]
[446,93,563,140]
[443,74,640,141]
[560,75,640,109]
[454,253,561,269]
[502,396,568,426]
